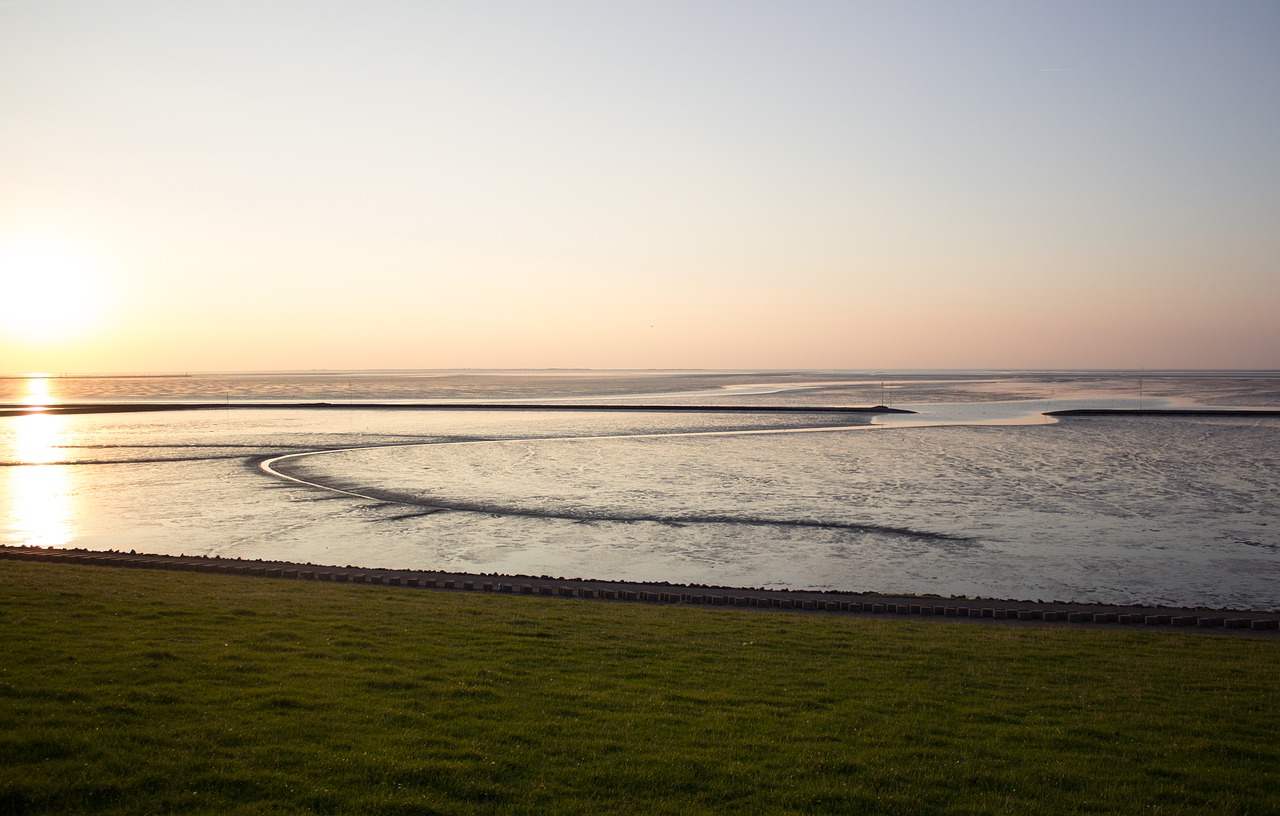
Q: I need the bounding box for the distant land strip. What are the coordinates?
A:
[0,403,914,418]
[1047,408,1280,417]
[3,545,1277,633]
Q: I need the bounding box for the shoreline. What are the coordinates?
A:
[4,545,1277,635]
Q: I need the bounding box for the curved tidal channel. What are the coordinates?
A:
[259,425,973,544]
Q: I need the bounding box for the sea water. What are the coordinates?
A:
[2,371,1278,609]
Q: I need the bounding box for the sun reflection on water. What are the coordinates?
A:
[2,411,75,547]
[21,375,54,407]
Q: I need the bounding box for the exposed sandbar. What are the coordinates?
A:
[0,402,915,418]
[1048,408,1280,417]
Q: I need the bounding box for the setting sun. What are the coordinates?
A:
[0,239,108,344]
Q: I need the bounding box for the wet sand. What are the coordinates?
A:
[4,378,1276,610]
[4,545,1277,637]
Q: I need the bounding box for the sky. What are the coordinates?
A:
[2,0,1278,373]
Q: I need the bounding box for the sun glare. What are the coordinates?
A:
[0,239,107,343]
[21,376,54,407]
[3,411,75,547]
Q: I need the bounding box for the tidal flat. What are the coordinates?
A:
[2,370,1278,609]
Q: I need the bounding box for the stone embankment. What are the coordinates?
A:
[4,545,1278,636]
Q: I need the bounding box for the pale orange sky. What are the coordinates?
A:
[2,1,1278,374]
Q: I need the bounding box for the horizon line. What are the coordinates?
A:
[5,367,1280,380]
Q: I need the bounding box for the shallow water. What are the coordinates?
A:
[2,371,1278,609]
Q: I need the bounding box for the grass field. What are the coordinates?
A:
[2,561,1278,814]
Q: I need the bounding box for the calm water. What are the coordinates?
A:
[2,370,1278,609]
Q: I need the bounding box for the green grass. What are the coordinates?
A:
[2,562,1278,815]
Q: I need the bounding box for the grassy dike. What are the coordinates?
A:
[2,561,1278,815]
